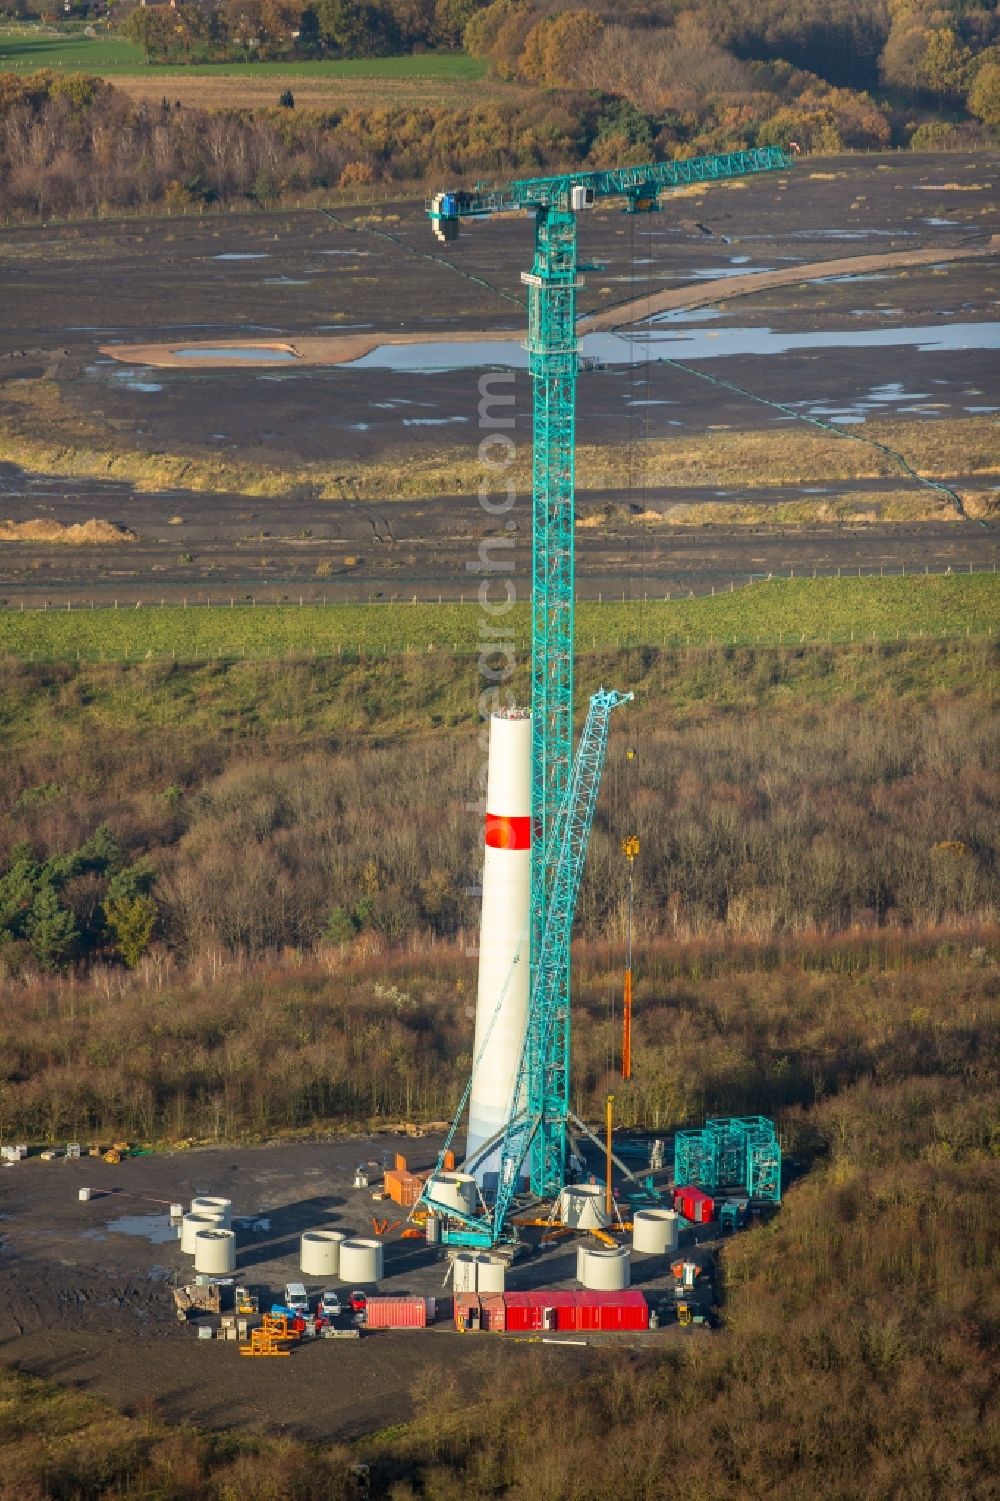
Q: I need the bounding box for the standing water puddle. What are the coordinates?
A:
[402,416,469,426]
[348,322,1000,372]
[797,380,938,425]
[685,265,777,279]
[176,347,299,363]
[107,1215,179,1245]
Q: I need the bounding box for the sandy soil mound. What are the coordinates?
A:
[0,517,137,544]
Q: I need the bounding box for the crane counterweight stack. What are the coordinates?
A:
[426,147,792,1244]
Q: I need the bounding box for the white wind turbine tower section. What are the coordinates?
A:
[465,708,532,1179]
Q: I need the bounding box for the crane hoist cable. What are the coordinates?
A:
[602,331,984,529]
[318,206,526,313]
[616,213,651,1084]
[660,356,985,528]
[621,837,638,1079]
[419,919,529,1197]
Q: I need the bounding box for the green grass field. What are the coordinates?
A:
[0,577,994,663]
[0,28,485,79]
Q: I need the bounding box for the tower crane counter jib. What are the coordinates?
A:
[425,148,792,1243]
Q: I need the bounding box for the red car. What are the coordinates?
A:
[348,1290,367,1314]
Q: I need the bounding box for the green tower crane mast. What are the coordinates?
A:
[429,147,793,1201]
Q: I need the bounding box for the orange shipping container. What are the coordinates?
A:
[479,1293,506,1332]
[454,1294,481,1331]
[365,1296,429,1329]
[384,1170,423,1207]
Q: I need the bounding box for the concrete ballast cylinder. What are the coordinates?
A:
[466,710,532,1179]
[633,1208,679,1255]
[194,1228,236,1275]
[300,1231,345,1278]
[190,1196,232,1228]
[453,1253,506,1294]
[579,1246,631,1291]
[560,1184,609,1230]
[339,1238,383,1284]
[181,1211,226,1255]
[452,1253,478,1294]
[476,1257,505,1294]
[429,1172,478,1215]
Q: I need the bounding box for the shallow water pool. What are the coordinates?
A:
[175,346,299,363]
[348,321,1000,372]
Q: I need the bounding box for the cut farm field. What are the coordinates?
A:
[0,34,493,113]
[0,577,995,664]
[0,31,484,80]
[111,67,500,111]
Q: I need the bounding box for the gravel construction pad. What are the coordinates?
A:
[0,1135,706,1438]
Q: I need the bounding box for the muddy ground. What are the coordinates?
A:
[1,462,995,604]
[0,1133,705,1440]
[0,151,997,603]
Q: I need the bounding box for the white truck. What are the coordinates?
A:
[283,1282,310,1315]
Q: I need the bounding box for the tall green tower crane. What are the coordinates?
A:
[430,147,793,1202]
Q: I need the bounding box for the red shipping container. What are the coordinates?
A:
[571,1291,648,1332]
[497,1291,648,1334]
[479,1293,506,1332]
[454,1294,480,1331]
[674,1186,714,1224]
[598,1291,648,1331]
[542,1291,579,1333]
[502,1292,577,1332]
[573,1291,603,1332]
[500,1292,533,1332]
[365,1296,427,1329]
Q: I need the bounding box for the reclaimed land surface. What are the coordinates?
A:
[105,243,1000,368]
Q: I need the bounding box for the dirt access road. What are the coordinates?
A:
[3,150,995,464]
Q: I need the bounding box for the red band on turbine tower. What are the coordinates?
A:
[485,814,531,850]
